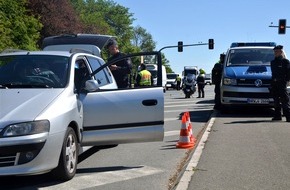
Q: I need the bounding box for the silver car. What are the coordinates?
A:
[0,34,164,180]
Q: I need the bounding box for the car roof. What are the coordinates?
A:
[0,50,72,57]
[229,46,274,50]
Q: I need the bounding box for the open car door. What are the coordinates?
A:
[80,52,165,146]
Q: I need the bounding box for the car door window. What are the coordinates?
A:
[87,56,112,86]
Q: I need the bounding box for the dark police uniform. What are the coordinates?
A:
[270,45,290,121]
[211,53,225,109]
[196,74,205,98]
[107,39,132,88]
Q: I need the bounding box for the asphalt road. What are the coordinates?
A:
[180,102,290,190]
[0,85,215,190]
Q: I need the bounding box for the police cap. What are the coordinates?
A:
[273,45,283,50]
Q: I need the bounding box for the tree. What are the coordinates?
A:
[71,0,134,51]
[0,0,42,51]
[132,25,156,52]
[27,0,84,47]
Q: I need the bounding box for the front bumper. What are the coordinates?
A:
[221,85,274,106]
[0,131,65,176]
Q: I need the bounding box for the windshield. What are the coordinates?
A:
[149,70,157,78]
[184,69,198,76]
[167,74,177,79]
[227,48,274,66]
[0,55,69,88]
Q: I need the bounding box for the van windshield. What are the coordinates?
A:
[227,48,274,66]
[184,69,198,76]
[167,74,177,79]
[149,70,157,78]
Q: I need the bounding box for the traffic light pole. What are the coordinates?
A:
[268,25,290,28]
[158,42,212,52]
[269,19,289,34]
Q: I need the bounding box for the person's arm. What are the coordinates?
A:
[113,58,132,74]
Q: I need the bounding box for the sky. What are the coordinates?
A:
[113,0,290,75]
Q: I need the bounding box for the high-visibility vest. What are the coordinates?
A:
[176,76,181,82]
[139,70,151,86]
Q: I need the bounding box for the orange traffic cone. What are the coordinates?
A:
[185,112,196,144]
[176,115,194,149]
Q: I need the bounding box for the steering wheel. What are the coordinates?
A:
[27,75,55,87]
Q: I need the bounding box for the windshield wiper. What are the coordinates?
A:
[0,84,9,89]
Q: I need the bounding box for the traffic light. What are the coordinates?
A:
[208,39,214,49]
[278,19,286,34]
[178,41,183,52]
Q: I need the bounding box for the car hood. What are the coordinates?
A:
[0,89,64,126]
[224,65,272,79]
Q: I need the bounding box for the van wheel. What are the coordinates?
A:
[51,127,79,181]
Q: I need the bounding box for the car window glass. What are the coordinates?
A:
[0,55,69,88]
[74,59,91,91]
[87,56,111,86]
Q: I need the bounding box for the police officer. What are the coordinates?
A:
[270,45,290,122]
[107,39,132,88]
[175,74,181,90]
[211,53,225,110]
[136,63,153,87]
[196,73,205,98]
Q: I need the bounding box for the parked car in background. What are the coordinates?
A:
[0,34,164,181]
[166,73,179,90]
[205,73,212,85]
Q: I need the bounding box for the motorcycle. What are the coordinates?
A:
[182,74,197,98]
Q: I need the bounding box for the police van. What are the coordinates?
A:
[220,42,279,111]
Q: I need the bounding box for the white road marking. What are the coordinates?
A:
[40,166,162,190]
[175,111,217,190]
[164,130,180,136]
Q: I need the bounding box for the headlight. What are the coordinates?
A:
[1,120,50,137]
[223,78,237,85]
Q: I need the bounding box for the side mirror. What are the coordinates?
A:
[85,80,100,92]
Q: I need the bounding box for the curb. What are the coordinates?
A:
[174,110,217,190]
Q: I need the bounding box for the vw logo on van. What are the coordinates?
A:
[254,79,263,87]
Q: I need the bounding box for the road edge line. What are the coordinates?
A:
[174,111,217,190]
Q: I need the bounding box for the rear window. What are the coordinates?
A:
[227,48,274,66]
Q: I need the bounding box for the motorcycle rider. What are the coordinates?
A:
[182,73,196,98]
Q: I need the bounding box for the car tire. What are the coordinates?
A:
[50,127,79,181]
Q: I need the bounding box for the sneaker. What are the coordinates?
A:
[272,116,282,121]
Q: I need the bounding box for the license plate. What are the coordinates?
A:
[247,98,269,104]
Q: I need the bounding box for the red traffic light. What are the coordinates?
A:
[278,19,286,34]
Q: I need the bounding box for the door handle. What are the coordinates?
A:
[142,99,158,106]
